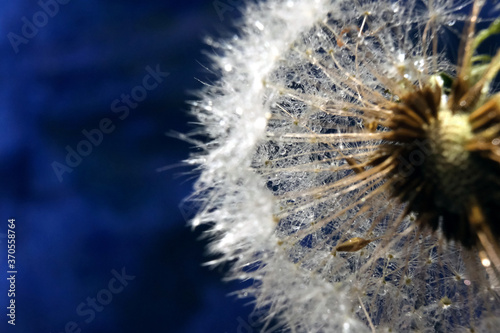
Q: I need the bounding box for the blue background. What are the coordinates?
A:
[2,1,499,333]
[0,1,263,332]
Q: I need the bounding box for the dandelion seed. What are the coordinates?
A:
[188,0,500,331]
[334,236,374,252]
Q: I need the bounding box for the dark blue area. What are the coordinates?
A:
[0,1,255,332]
[2,1,499,333]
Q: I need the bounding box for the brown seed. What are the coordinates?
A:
[335,237,373,252]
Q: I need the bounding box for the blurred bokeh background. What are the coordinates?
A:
[2,1,500,333]
[0,1,262,332]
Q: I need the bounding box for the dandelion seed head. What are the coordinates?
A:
[188,0,500,331]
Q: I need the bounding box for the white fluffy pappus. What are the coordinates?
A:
[186,0,500,332]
